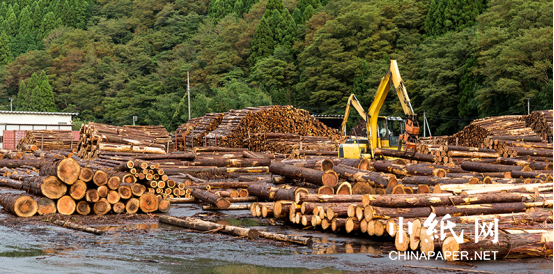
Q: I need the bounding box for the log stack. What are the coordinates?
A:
[202,106,340,151]
[77,122,169,159]
[186,113,224,147]
[521,110,553,136]
[17,130,77,152]
[173,118,201,150]
[205,107,272,147]
[0,157,170,216]
[123,125,173,150]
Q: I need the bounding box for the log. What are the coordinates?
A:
[269,162,338,187]
[139,193,158,213]
[107,176,121,190]
[112,202,125,214]
[118,183,132,199]
[56,195,76,215]
[39,158,81,185]
[107,190,120,204]
[442,232,552,261]
[333,165,396,188]
[0,193,37,217]
[126,198,140,214]
[402,176,479,185]
[511,170,551,180]
[85,189,99,203]
[68,180,87,200]
[368,202,528,219]
[158,199,171,213]
[461,162,531,172]
[159,216,258,239]
[49,219,103,235]
[373,161,408,176]
[91,170,108,187]
[136,153,195,160]
[191,158,271,167]
[191,189,231,209]
[23,176,67,200]
[76,201,91,215]
[93,198,111,215]
[363,193,524,208]
[0,159,47,169]
[79,167,94,182]
[447,151,500,158]
[202,204,249,210]
[296,193,364,204]
[374,148,436,162]
[97,185,108,198]
[34,196,56,215]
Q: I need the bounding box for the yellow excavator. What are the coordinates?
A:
[339,60,419,159]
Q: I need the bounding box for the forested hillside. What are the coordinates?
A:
[0,0,551,134]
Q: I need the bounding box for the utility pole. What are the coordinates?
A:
[8,97,12,111]
[527,98,530,115]
[423,111,426,137]
[187,71,191,121]
[133,116,137,126]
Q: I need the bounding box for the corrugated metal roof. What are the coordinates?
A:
[0,111,79,116]
[311,114,344,118]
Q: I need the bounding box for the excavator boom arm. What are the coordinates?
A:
[341,94,368,135]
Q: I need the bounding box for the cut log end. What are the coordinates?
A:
[93,198,111,215]
[57,196,76,215]
[13,195,38,217]
[57,158,81,185]
[322,171,339,187]
[158,199,171,213]
[126,198,140,214]
[442,236,460,261]
[139,194,159,213]
[76,201,91,215]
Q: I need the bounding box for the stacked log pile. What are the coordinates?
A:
[77,122,169,160]
[0,157,170,217]
[17,130,76,152]
[173,118,201,150]
[186,113,224,147]
[437,115,542,148]
[521,110,553,136]
[206,107,273,147]
[181,106,341,153]
[123,125,173,149]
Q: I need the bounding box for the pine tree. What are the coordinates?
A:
[243,0,258,14]
[0,2,7,19]
[28,72,40,90]
[39,70,57,112]
[32,3,42,30]
[16,81,29,110]
[12,3,19,18]
[292,8,302,25]
[302,5,315,23]
[29,86,45,111]
[265,0,285,11]
[0,31,12,65]
[5,11,17,36]
[248,17,274,67]
[18,6,32,35]
[39,12,56,39]
[234,0,244,15]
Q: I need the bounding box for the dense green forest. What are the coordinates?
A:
[0,0,551,134]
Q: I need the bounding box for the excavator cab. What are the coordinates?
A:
[339,116,405,159]
[379,116,404,149]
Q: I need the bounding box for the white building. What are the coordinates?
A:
[0,111,78,149]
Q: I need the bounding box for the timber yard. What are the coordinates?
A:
[0,103,550,273]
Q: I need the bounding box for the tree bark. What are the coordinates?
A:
[57,195,76,215]
[39,158,81,185]
[270,162,338,187]
[374,147,436,162]
[0,193,37,217]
